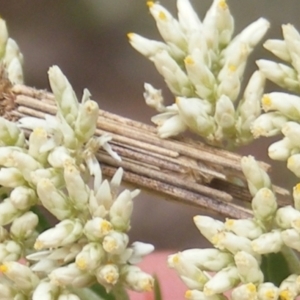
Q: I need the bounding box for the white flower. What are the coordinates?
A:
[49,263,94,288]
[34,219,83,250]
[10,211,38,240]
[256,59,299,92]
[36,178,73,220]
[0,261,39,291]
[130,0,269,146]
[231,283,257,300]
[75,242,105,271]
[193,216,225,244]
[83,217,113,241]
[128,242,154,264]
[121,265,154,292]
[257,282,279,300]
[234,251,263,284]
[225,218,264,240]
[109,189,135,231]
[241,155,272,196]
[10,186,37,210]
[168,252,209,290]
[251,188,277,222]
[48,66,79,125]
[279,274,299,300]
[95,263,119,291]
[32,281,60,300]
[203,266,239,296]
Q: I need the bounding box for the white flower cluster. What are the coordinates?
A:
[0,17,23,84]
[252,24,300,180]
[169,155,300,300]
[0,66,154,299]
[128,0,268,147]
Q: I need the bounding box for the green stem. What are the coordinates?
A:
[280,245,300,275]
[70,287,108,300]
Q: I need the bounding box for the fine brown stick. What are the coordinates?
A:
[0,77,290,219]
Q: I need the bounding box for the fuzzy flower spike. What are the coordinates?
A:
[0,66,154,299]
[129,0,269,147]
[0,17,23,84]
[169,155,300,299]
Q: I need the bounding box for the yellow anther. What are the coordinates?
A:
[100,220,112,234]
[265,290,275,298]
[172,254,180,264]
[288,156,294,166]
[228,65,236,72]
[33,127,46,136]
[184,56,195,65]
[295,183,300,192]
[76,258,87,270]
[262,95,272,109]
[279,290,292,300]
[127,32,134,40]
[146,1,154,8]
[185,290,192,299]
[225,219,234,228]
[158,11,167,21]
[219,0,228,10]
[34,240,43,250]
[0,264,8,273]
[141,278,153,291]
[247,283,256,292]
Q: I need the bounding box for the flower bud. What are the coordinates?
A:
[147,1,186,48]
[193,215,225,244]
[0,240,22,263]
[168,252,209,290]
[63,159,89,210]
[95,264,119,292]
[251,112,288,139]
[179,248,233,272]
[204,266,239,296]
[288,154,300,178]
[75,242,105,271]
[225,218,264,239]
[103,231,129,255]
[48,66,79,125]
[252,188,277,221]
[37,178,73,220]
[32,281,60,300]
[109,189,134,231]
[263,39,290,62]
[10,186,37,210]
[257,282,279,300]
[75,97,99,142]
[241,156,272,196]
[121,265,154,292]
[281,229,300,251]
[49,263,94,288]
[234,251,263,284]
[0,261,39,291]
[0,117,25,147]
[231,283,257,300]
[84,217,113,241]
[10,211,39,240]
[275,206,300,229]
[34,219,83,250]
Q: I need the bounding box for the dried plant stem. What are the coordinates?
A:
[0,81,289,219]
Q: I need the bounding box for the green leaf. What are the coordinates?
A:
[154,275,163,300]
[261,252,291,286]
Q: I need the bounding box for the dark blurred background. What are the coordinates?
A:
[1,0,300,250]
